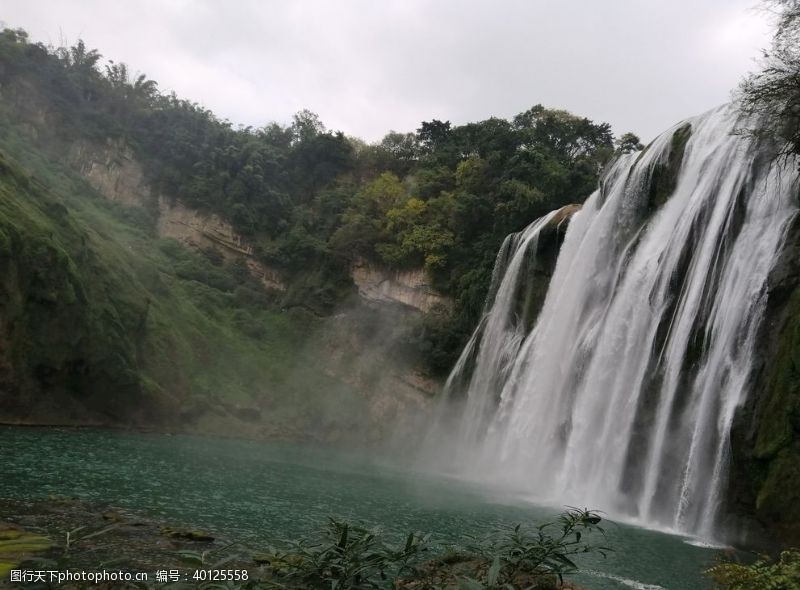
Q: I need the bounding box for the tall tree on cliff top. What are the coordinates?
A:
[741,0,800,159]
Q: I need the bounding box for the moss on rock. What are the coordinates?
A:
[729,208,800,545]
[0,524,50,578]
[646,123,692,213]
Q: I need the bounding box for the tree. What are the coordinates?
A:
[57,39,101,72]
[513,104,613,163]
[0,25,624,375]
[616,132,644,154]
[291,109,326,143]
[740,0,800,158]
[417,119,452,152]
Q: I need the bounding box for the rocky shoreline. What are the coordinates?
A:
[0,496,265,588]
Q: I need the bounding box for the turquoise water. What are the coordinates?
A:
[0,427,717,589]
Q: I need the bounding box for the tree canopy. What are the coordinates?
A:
[740,0,800,159]
[0,27,635,373]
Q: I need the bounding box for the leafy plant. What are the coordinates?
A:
[269,517,430,589]
[259,510,607,590]
[706,549,800,590]
[455,507,609,589]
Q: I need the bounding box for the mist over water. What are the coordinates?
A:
[421,105,799,541]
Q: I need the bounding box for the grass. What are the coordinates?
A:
[0,527,51,578]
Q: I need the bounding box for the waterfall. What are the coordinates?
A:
[425,105,799,540]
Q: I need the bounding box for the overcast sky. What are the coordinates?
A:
[3,0,772,143]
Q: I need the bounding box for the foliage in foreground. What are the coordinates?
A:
[13,507,607,589]
[268,518,430,589]
[455,508,608,588]
[706,549,800,590]
[259,508,606,590]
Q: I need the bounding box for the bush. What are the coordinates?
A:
[707,549,800,590]
[269,517,430,589]
[455,507,609,588]
[262,509,608,590]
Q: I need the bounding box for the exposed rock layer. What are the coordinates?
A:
[350,259,450,313]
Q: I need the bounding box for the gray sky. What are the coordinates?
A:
[3,0,772,143]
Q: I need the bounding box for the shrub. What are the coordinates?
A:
[707,549,800,590]
[270,517,430,589]
[455,507,609,588]
[263,509,608,590]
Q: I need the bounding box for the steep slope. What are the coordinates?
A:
[0,128,377,439]
[729,210,800,544]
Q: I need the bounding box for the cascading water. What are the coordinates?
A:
[425,105,799,540]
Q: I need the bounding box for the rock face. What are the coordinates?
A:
[350,259,450,313]
[729,211,800,545]
[315,302,439,442]
[155,198,286,291]
[517,203,581,329]
[69,139,287,292]
[68,139,460,308]
[69,139,151,208]
[156,198,252,257]
[66,138,446,440]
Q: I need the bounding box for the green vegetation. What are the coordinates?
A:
[13,501,607,590]
[0,27,628,375]
[450,508,608,589]
[0,525,50,578]
[730,0,800,548]
[267,517,430,589]
[707,550,800,590]
[740,0,800,159]
[212,508,606,589]
[0,124,364,434]
[645,123,691,212]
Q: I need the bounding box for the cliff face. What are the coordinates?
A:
[0,151,164,427]
[69,138,449,315]
[315,303,439,442]
[729,211,800,545]
[61,138,445,440]
[350,259,450,313]
[155,200,288,292]
[0,138,442,443]
[68,139,288,293]
[69,140,151,208]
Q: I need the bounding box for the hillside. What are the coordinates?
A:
[0,126,370,435]
[0,27,618,439]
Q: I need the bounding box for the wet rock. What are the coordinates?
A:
[161,527,215,543]
[0,522,51,579]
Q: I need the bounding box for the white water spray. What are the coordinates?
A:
[426,105,798,539]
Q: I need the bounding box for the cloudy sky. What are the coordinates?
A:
[3,0,772,142]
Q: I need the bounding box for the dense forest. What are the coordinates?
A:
[0,27,638,374]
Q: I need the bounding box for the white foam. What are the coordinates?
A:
[582,569,667,590]
[423,104,799,541]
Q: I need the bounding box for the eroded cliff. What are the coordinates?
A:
[60,138,447,440]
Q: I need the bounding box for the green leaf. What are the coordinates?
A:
[338,523,348,549]
[405,532,414,553]
[456,577,484,590]
[488,555,501,585]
